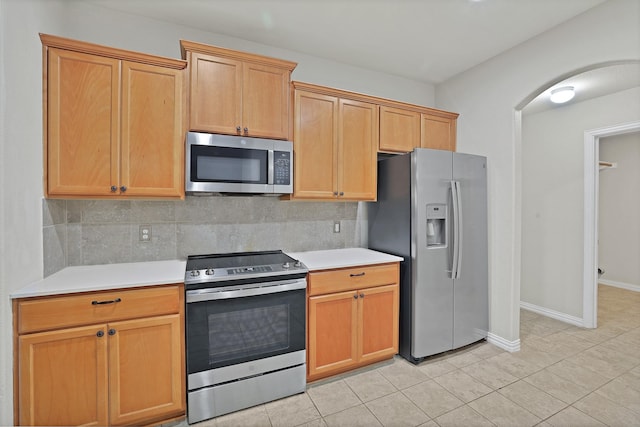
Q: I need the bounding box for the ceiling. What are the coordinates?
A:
[91,0,607,84]
[89,0,639,111]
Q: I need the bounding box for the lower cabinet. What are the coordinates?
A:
[15,284,185,426]
[107,315,183,425]
[18,324,110,426]
[307,263,399,382]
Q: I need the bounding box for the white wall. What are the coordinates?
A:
[435,0,640,344]
[0,1,7,421]
[599,131,640,289]
[521,88,640,318]
[0,0,435,422]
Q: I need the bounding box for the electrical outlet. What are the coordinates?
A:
[333,221,341,233]
[139,225,152,242]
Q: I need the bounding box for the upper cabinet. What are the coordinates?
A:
[290,83,378,201]
[289,82,459,201]
[180,40,297,140]
[421,112,457,152]
[42,34,187,199]
[379,106,421,153]
[378,104,458,153]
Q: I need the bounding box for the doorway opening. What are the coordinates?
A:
[582,121,640,328]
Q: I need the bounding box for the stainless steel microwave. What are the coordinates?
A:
[185,132,293,195]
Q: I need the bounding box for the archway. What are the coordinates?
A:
[515,60,640,330]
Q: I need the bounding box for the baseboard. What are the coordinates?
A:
[599,279,640,293]
[520,301,584,327]
[486,332,520,353]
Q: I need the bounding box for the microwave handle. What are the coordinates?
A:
[267,149,274,185]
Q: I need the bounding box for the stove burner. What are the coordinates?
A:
[184,250,307,286]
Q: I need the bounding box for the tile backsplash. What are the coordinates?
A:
[43,197,368,276]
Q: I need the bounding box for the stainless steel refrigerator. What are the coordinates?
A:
[368,148,488,363]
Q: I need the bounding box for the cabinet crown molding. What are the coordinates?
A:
[40,33,187,70]
[292,81,459,120]
[180,39,297,71]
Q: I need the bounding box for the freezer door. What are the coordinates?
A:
[452,153,488,348]
[411,148,454,358]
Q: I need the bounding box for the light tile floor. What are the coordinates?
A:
[191,285,640,427]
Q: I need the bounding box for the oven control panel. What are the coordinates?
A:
[184,250,308,286]
[228,266,273,275]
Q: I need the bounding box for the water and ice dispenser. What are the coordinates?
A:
[426,204,447,247]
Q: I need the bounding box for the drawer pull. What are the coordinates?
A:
[350,272,366,277]
[360,293,365,298]
[96,330,104,338]
[108,328,116,336]
[91,298,122,306]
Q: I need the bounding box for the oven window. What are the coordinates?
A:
[208,304,289,365]
[187,288,305,373]
[191,145,267,183]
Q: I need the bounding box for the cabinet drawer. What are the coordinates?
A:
[18,284,181,334]
[308,263,399,296]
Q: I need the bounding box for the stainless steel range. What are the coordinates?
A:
[184,250,308,424]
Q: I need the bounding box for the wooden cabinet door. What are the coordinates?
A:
[379,106,420,153]
[19,325,109,426]
[358,284,399,364]
[338,99,378,201]
[108,314,183,426]
[47,48,119,197]
[293,90,339,199]
[188,52,242,134]
[242,63,290,139]
[307,290,358,381]
[421,113,456,151]
[120,61,184,198]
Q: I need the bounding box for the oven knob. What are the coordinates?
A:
[282,262,290,269]
[190,270,200,277]
[294,260,302,268]
[205,269,214,275]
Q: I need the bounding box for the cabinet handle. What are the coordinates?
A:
[339,192,344,196]
[120,185,127,193]
[360,293,365,298]
[108,328,116,336]
[333,192,338,196]
[91,297,122,305]
[353,294,358,299]
[96,330,104,338]
[244,127,249,135]
[236,126,241,133]
[350,272,366,277]
[110,185,118,192]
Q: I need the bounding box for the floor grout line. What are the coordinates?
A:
[196,285,640,427]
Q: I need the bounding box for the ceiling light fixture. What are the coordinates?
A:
[550,86,575,104]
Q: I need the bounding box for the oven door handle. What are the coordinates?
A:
[186,278,307,303]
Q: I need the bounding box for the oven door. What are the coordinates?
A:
[186,278,306,386]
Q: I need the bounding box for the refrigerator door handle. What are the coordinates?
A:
[451,180,460,279]
[454,180,463,279]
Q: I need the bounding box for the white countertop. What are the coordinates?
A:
[289,248,403,271]
[12,248,402,299]
[10,260,186,299]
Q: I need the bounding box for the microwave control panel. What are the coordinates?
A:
[274,151,291,185]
